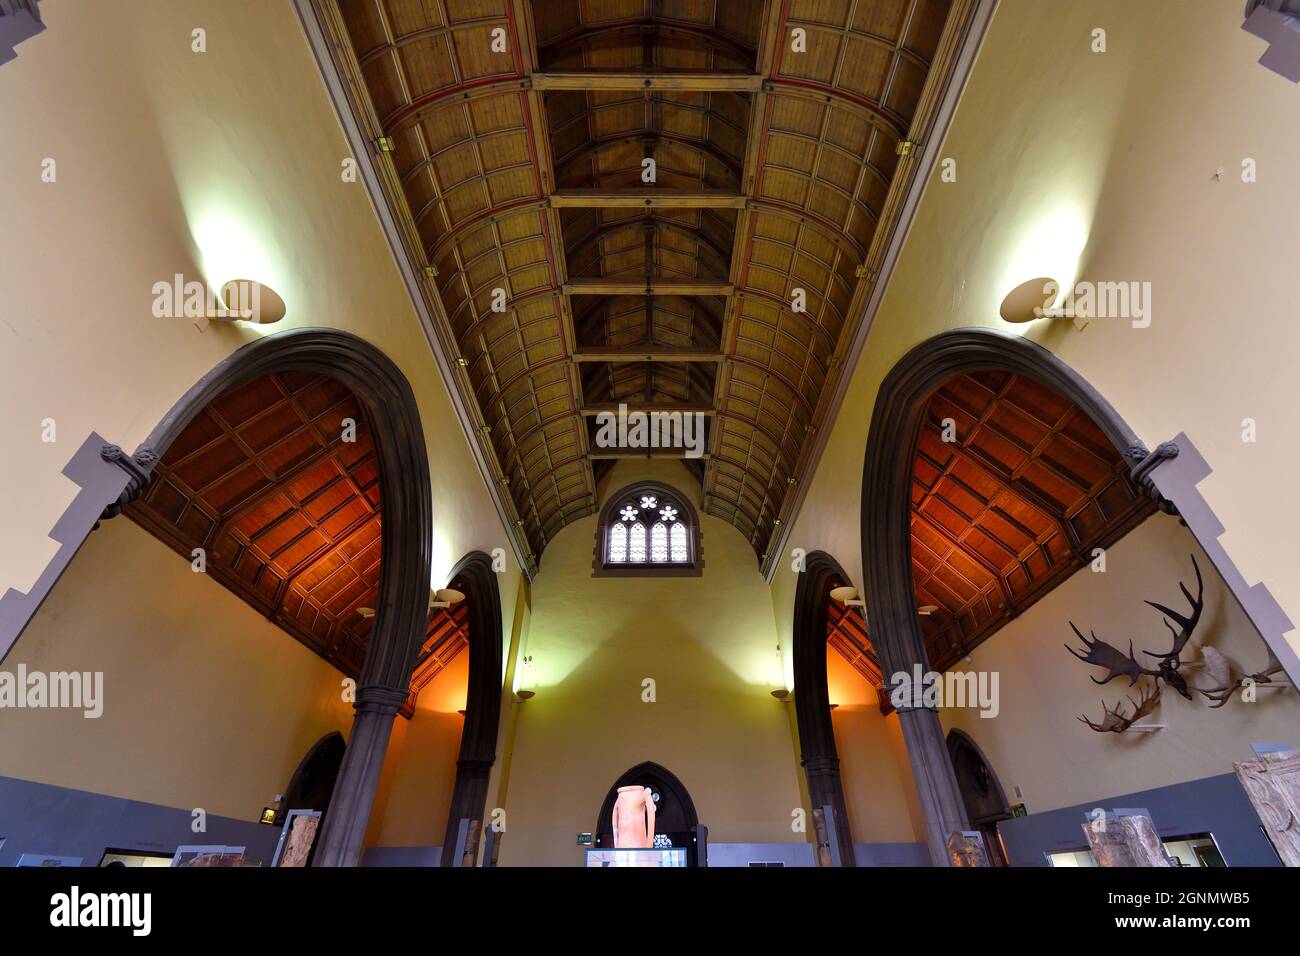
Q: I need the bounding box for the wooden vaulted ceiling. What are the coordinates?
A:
[321,0,960,566]
[911,371,1155,672]
[127,371,469,714]
[822,372,1153,696]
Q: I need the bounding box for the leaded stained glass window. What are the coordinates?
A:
[603,486,695,568]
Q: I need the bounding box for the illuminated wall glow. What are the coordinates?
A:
[191,209,281,295]
[415,650,469,715]
[429,527,455,595]
[994,205,1091,328]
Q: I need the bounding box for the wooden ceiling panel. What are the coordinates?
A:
[826,575,888,710]
[129,372,375,663]
[319,0,962,566]
[911,372,1155,671]
[129,368,473,713]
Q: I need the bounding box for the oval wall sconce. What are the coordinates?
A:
[829,585,862,606]
[219,279,287,324]
[999,276,1059,324]
[430,588,465,609]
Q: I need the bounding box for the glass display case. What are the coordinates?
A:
[585,847,688,867]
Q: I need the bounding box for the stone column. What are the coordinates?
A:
[801,754,856,866]
[440,756,494,865]
[312,685,406,867]
[895,703,971,867]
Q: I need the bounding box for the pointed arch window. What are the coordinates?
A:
[596,482,702,577]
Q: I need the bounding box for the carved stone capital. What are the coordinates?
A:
[801,754,842,776]
[98,444,159,519]
[354,683,409,715]
[891,698,940,714]
[455,757,495,777]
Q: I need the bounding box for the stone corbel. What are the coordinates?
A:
[1126,441,1180,516]
[98,444,159,520]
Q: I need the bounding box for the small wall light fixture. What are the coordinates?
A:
[829,586,864,607]
[918,605,939,616]
[515,654,536,700]
[218,279,287,325]
[771,688,792,701]
[430,588,465,609]
[999,276,1059,324]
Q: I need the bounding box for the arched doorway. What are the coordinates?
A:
[281,732,347,822]
[860,328,1161,865]
[277,732,346,866]
[127,328,432,867]
[595,762,700,866]
[946,730,1011,866]
[436,551,503,865]
[792,550,859,866]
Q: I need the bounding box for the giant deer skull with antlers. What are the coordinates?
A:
[1065,555,1204,731]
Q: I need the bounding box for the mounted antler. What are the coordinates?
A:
[1197,647,1237,708]
[1064,555,1203,701]
[1197,645,1288,709]
[1065,625,1153,687]
[1247,645,1287,685]
[1140,554,1204,699]
[1078,683,1161,733]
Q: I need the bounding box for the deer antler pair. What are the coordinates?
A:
[1078,683,1161,733]
[1065,554,1203,700]
[1196,645,1286,708]
[1066,555,1204,732]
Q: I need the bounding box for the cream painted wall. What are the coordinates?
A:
[365,652,468,848]
[825,651,925,844]
[942,515,1300,814]
[772,0,1300,683]
[499,459,805,865]
[0,517,353,820]
[0,0,519,643]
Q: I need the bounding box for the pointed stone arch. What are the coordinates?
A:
[438,550,504,864]
[791,549,858,866]
[595,761,700,864]
[860,327,1156,866]
[122,328,430,866]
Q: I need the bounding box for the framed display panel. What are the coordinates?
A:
[272,809,323,867]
